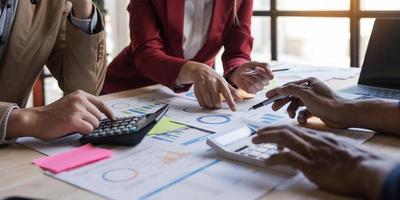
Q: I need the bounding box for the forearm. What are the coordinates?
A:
[343,99,400,134]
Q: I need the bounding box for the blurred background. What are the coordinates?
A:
[35,0,400,106]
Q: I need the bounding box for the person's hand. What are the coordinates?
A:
[252,125,398,199]
[179,61,241,111]
[230,61,274,94]
[266,77,350,128]
[7,90,114,140]
[68,0,93,19]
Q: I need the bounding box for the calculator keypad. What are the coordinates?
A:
[89,116,142,138]
[238,144,278,160]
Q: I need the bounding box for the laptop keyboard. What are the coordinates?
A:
[353,85,400,99]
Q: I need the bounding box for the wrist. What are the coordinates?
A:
[358,159,398,200]
[226,67,239,86]
[336,99,364,127]
[6,109,35,139]
[179,61,201,84]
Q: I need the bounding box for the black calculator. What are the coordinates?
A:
[80,104,169,146]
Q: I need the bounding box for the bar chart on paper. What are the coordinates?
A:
[117,102,164,117]
[151,127,212,146]
[179,90,197,101]
[52,144,219,200]
[260,113,284,124]
[244,110,290,128]
[107,98,166,117]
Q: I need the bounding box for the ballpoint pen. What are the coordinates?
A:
[243,68,290,76]
[248,82,308,111]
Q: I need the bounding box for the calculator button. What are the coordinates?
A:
[249,151,261,157]
[247,153,258,158]
[257,147,267,152]
[267,149,277,154]
[264,144,276,150]
[248,147,256,151]
[260,154,270,159]
[241,149,250,154]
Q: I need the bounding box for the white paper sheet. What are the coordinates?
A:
[48,139,292,200]
[17,134,83,156]
[273,63,360,81]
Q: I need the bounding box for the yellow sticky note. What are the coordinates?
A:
[148,117,187,136]
[221,89,256,101]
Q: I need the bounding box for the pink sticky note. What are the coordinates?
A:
[33,144,113,173]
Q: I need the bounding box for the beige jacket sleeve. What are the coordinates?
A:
[0,103,18,146]
[47,4,107,95]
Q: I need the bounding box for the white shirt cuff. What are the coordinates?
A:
[70,4,98,34]
[0,104,19,146]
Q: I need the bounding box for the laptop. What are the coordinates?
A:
[340,18,400,99]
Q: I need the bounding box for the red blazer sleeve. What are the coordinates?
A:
[222,0,254,77]
[128,0,187,91]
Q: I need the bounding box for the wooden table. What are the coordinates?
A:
[2,77,400,200]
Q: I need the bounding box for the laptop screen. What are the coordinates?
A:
[359,18,400,90]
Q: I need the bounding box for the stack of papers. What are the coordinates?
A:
[17,64,368,200]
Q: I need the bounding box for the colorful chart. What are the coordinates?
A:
[196,115,231,125]
[161,151,189,164]
[182,107,203,113]
[181,135,209,146]
[152,129,187,143]
[181,91,197,101]
[260,113,284,124]
[120,102,163,116]
[185,91,196,98]
[102,168,138,183]
[151,127,211,146]
[111,103,130,109]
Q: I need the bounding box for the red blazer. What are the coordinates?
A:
[103,0,254,94]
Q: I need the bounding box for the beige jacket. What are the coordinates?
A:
[0,0,107,144]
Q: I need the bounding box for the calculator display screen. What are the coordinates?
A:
[214,126,253,146]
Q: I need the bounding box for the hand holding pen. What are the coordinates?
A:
[253,77,348,128]
[229,62,274,94]
[249,81,308,111]
[243,68,289,76]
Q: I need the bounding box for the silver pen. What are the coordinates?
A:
[248,82,308,110]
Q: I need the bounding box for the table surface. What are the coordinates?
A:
[2,77,400,200]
